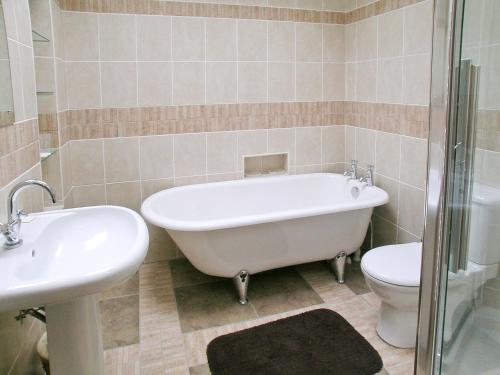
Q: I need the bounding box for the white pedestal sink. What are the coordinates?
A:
[0,206,149,375]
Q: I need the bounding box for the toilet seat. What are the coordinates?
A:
[361,242,422,287]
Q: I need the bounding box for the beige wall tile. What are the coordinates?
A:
[268,128,295,168]
[397,227,421,243]
[478,45,500,109]
[322,126,345,164]
[375,131,400,180]
[69,184,106,208]
[345,125,356,162]
[377,57,403,103]
[55,59,67,111]
[323,63,345,101]
[19,45,37,119]
[323,0,346,11]
[172,17,205,61]
[174,133,206,177]
[106,181,142,211]
[173,62,205,105]
[403,54,431,105]
[206,62,237,104]
[400,136,428,189]
[398,183,425,237]
[268,21,295,62]
[237,130,267,170]
[296,0,322,10]
[356,60,376,102]
[65,62,101,109]
[13,0,32,47]
[239,0,267,5]
[101,62,137,108]
[99,14,136,61]
[296,23,322,62]
[70,140,105,186]
[206,132,237,174]
[345,23,357,62]
[269,62,295,102]
[323,24,345,63]
[104,138,140,183]
[481,0,500,45]
[238,62,267,103]
[296,127,321,165]
[137,15,172,61]
[374,174,399,223]
[143,222,179,263]
[269,0,295,7]
[206,18,237,61]
[373,215,397,247]
[34,57,55,94]
[356,17,377,61]
[404,0,433,55]
[296,63,322,101]
[345,62,356,101]
[63,12,98,61]
[378,9,403,58]
[355,127,376,167]
[7,40,24,121]
[141,178,174,200]
[138,62,172,107]
[238,20,267,61]
[140,135,174,180]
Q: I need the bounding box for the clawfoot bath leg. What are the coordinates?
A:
[328,251,347,284]
[233,270,250,305]
[353,248,362,262]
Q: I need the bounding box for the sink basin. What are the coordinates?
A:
[0,205,149,311]
[0,205,149,375]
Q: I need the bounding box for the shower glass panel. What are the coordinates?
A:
[431,0,500,373]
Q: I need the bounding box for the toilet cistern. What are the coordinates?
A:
[0,180,56,250]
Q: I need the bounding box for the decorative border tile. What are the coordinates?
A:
[59,0,426,24]
[62,101,429,142]
[59,0,345,24]
[0,119,40,188]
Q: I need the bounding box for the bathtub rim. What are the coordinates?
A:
[141,173,389,232]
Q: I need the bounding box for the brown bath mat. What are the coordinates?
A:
[207,308,383,375]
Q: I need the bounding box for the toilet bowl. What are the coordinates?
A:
[361,242,422,348]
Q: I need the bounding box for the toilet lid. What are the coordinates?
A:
[361,242,422,287]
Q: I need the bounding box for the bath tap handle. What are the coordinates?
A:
[344,160,358,179]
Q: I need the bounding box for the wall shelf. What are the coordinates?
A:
[32,29,50,43]
[40,149,56,162]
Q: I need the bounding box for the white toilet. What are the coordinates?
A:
[361,242,422,349]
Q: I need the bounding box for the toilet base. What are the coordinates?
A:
[376,302,418,348]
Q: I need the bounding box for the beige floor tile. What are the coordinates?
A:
[104,259,415,375]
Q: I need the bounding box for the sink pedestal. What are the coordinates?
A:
[45,294,104,375]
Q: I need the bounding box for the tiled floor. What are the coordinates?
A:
[104,258,415,375]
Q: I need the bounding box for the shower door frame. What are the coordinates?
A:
[415,0,470,374]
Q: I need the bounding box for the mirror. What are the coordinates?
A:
[0,2,14,128]
[29,0,56,160]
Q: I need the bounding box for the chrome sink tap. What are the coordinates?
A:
[1,180,56,250]
[344,160,358,180]
[359,165,374,186]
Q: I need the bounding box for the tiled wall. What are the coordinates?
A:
[0,0,433,359]
[54,0,433,252]
[60,13,344,108]
[0,0,46,374]
[344,0,432,245]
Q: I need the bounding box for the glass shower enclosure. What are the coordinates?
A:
[416,0,500,374]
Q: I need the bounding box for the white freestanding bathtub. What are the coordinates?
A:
[141,173,388,303]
